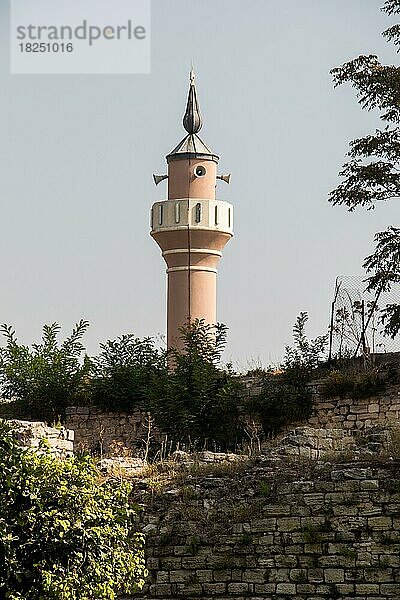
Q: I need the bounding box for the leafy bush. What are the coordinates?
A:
[0,321,91,422]
[249,313,327,434]
[0,420,146,600]
[151,320,243,450]
[90,334,165,412]
[251,375,313,435]
[321,369,385,400]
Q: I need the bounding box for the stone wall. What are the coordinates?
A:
[65,406,155,454]
[274,426,356,460]
[9,419,74,456]
[127,457,400,600]
[65,369,400,455]
[238,376,400,433]
[308,383,400,431]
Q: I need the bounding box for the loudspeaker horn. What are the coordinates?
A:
[217,174,231,184]
[153,174,168,185]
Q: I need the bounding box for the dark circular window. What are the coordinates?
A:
[194,165,206,177]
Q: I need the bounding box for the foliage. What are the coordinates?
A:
[329,1,400,211]
[329,0,400,339]
[0,420,146,600]
[151,319,242,450]
[363,227,400,338]
[282,312,328,384]
[0,321,90,422]
[0,318,243,451]
[321,368,384,400]
[249,313,327,434]
[90,334,165,412]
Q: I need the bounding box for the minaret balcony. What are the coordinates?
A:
[150,198,233,235]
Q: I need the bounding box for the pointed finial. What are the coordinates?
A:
[183,69,203,134]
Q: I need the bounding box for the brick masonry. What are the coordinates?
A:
[308,383,400,431]
[65,406,156,454]
[65,381,400,454]
[126,459,400,600]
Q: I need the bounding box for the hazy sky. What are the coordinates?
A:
[0,0,398,369]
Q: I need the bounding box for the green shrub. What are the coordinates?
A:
[248,313,327,435]
[150,320,243,450]
[321,369,384,399]
[0,420,147,600]
[90,334,165,412]
[0,321,90,422]
[250,375,313,435]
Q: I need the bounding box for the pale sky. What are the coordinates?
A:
[0,0,398,369]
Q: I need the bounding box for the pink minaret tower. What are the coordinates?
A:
[151,70,233,350]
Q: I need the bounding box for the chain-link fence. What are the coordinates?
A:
[328,275,400,360]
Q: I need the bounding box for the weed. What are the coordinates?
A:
[382,478,400,493]
[238,533,253,546]
[380,533,394,545]
[159,532,173,546]
[108,439,132,458]
[180,485,196,501]
[291,570,307,583]
[380,556,390,568]
[189,459,249,478]
[328,583,341,600]
[338,546,358,560]
[387,428,400,460]
[302,523,323,544]
[189,534,200,555]
[51,417,63,430]
[231,502,257,522]
[321,368,384,400]
[185,573,199,584]
[183,506,205,523]
[258,479,272,496]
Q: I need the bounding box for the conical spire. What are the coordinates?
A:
[183,68,203,134]
[166,70,219,163]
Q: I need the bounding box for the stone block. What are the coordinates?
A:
[308,569,324,583]
[169,570,187,583]
[257,534,274,546]
[182,557,208,569]
[264,504,291,516]
[324,568,344,583]
[227,582,249,593]
[156,571,170,584]
[303,493,325,507]
[254,583,276,593]
[360,480,379,490]
[242,569,266,583]
[368,516,392,529]
[332,468,371,481]
[295,583,315,594]
[203,582,227,594]
[273,555,297,568]
[334,583,355,595]
[276,582,296,594]
[149,584,172,596]
[250,518,276,532]
[178,583,202,595]
[213,570,232,582]
[195,569,213,583]
[160,557,182,569]
[276,517,301,532]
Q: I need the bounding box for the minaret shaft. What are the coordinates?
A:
[150,72,233,351]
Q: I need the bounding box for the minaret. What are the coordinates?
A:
[151,70,233,350]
